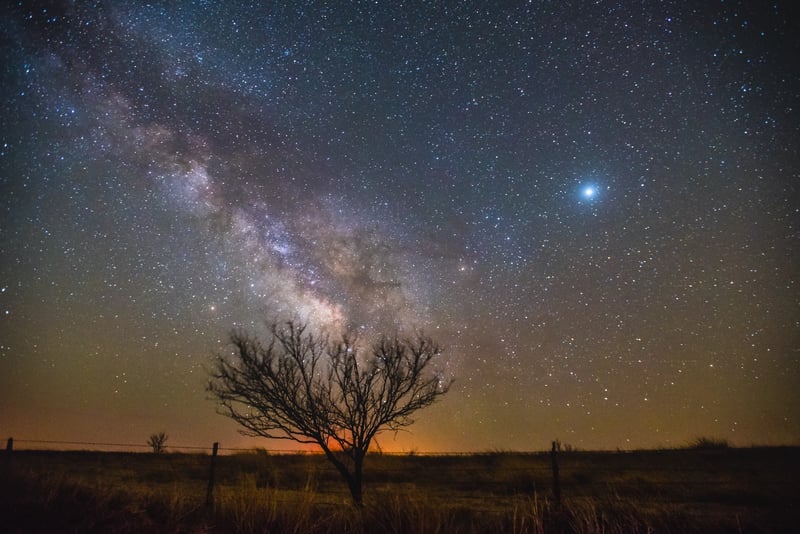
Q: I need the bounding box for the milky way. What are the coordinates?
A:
[1,1,798,451]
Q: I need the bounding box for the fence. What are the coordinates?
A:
[5,437,255,453]
[2,436,546,456]
[4,435,773,513]
[4,436,226,507]
[3,436,567,507]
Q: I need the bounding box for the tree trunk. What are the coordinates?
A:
[351,453,364,505]
[347,473,363,505]
[323,448,363,506]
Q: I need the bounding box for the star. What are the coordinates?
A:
[0,0,795,452]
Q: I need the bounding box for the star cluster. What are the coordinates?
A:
[1,1,797,451]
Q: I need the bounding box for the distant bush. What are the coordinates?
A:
[147,432,168,454]
[552,439,580,452]
[688,437,730,450]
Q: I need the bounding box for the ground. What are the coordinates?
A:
[1,447,797,532]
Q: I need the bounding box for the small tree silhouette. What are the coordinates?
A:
[148,432,168,453]
[208,320,452,505]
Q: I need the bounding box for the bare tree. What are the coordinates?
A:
[208,321,452,504]
[148,432,168,453]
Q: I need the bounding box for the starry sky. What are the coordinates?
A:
[1,1,798,452]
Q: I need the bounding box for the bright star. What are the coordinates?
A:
[583,186,596,198]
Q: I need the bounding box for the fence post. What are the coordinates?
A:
[551,440,561,506]
[5,437,12,452]
[206,442,219,508]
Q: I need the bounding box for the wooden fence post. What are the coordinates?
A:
[551,440,561,506]
[2,437,12,472]
[206,442,219,508]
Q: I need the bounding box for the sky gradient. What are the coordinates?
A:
[1,1,798,452]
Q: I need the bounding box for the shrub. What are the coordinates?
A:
[688,437,730,450]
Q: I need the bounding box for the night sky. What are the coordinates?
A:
[1,1,798,452]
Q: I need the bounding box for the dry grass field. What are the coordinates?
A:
[1,446,797,532]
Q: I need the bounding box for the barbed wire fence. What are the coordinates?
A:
[4,436,760,510]
[3,436,507,455]
[1,435,566,508]
[7,437,257,453]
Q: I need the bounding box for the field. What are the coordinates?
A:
[1,446,798,532]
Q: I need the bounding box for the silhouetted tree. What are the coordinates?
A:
[148,432,168,453]
[208,321,452,505]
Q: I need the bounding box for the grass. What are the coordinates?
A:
[1,446,798,532]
